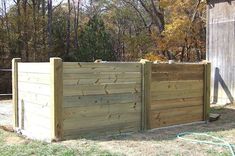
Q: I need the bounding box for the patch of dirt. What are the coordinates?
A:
[0,100,12,126]
[4,136,27,145]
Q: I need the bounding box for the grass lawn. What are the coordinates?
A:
[0,129,121,156]
[0,103,235,156]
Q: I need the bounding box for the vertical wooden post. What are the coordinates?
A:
[12,58,21,129]
[50,58,63,141]
[203,62,211,121]
[141,61,152,130]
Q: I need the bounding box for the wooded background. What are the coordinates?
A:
[0,0,207,64]
[0,0,206,94]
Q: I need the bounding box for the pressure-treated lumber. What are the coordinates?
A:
[62,62,142,137]
[12,58,21,129]
[63,93,141,108]
[50,58,63,141]
[18,63,50,74]
[13,59,211,141]
[148,63,205,129]
[142,61,152,130]
[204,63,211,121]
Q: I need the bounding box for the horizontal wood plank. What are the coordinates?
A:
[150,105,203,119]
[18,92,50,106]
[152,72,203,81]
[151,64,204,73]
[18,73,50,84]
[18,63,50,74]
[20,100,51,118]
[63,72,141,80]
[63,83,141,96]
[63,93,141,108]
[63,62,141,71]
[150,113,203,128]
[18,82,50,96]
[63,121,140,138]
[151,80,203,92]
[63,78,141,85]
[63,66,141,73]
[151,89,203,101]
[24,112,51,129]
[151,97,203,111]
[63,114,140,131]
[63,102,141,120]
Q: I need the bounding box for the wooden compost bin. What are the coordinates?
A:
[143,62,211,129]
[12,58,210,141]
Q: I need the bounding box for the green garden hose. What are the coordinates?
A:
[177,132,235,156]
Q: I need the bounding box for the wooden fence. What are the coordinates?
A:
[12,58,211,141]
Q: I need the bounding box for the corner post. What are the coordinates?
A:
[12,58,21,129]
[50,58,63,141]
[141,61,152,130]
[203,62,211,122]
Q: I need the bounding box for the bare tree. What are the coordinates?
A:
[32,0,37,60]
[42,0,46,52]
[138,0,164,33]
[66,0,71,56]
[72,0,81,49]
[13,0,22,57]
[22,0,29,61]
[47,0,52,58]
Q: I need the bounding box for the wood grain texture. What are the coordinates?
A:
[63,121,140,139]
[142,62,152,130]
[18,63,50,74]
[12,58,21,129]
[148,63,205,129]
[207,1,235,104]
[204,63,211,121]
[152,72,203,81]
[18,73,50,84]
[63,93,141,108]
[18,82,50,96]
[50,58,63,141]
[17,62,52,141]
[62,62,142,137]
[151,97,203,111]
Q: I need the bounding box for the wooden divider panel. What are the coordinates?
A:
[62,62,142,138]
[149,63,205,129]
[17,63,51,140]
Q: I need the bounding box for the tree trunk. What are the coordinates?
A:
[181,46,185,62]
[32,0,37,61]
[66,0,71,56]
[138,0,164,34]
[47,0,52,58]
[22,0,29,61]
[42,0,46,58]
[15,0,22,58]
[73,0,80,49]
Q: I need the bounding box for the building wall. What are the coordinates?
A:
[207,0,235,104]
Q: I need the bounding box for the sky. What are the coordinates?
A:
[1,0,89,10]
[0,0,89,15]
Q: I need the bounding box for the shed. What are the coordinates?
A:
[207,0,235,104]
